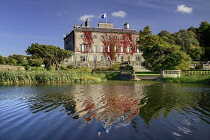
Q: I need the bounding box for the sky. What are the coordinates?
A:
[0,0,210,57]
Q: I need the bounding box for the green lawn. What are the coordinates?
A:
[135,71,160,76]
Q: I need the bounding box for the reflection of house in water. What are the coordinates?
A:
[65,83,146,128]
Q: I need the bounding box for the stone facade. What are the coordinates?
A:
[63,19,144,69]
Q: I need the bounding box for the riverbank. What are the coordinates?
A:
[161,75,210,84]
[0,70,107,84]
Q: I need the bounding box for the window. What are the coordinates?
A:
[101,46,104,52]
[94,56,97,61]
[121,47,123,53]
[121,56,124,61]
[93,35,97,39]
[81,34,85,38]
[80,44,86,52]
[100,35,104,39]
[80,56,85,61]
[127,47,130,53]
[115,57,117,61]
[108,46,110,52]
[101,56,104,61]
[128,56,130,61]
[137,48,140,53]
[93,46,97,53]
[136,56,141,61]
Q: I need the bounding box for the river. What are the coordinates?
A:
[0,81,210,140]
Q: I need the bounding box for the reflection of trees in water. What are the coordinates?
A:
[26,82,206,126]
[139,83,203,124]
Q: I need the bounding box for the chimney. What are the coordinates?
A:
[124,22,129,29]
[85,18,90,27]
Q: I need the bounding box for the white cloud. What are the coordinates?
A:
[79,14,95,21]
[176,4,193,14]
[111,11,127,18]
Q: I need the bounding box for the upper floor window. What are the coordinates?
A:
[81,34,85,38]
[93,46,97,53]
[100,35,104,39]
[121,47,123,53]
[101,46,104,52]
[93,35,97,39]
[80,44,86,52]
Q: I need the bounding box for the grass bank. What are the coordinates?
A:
[0,70,106,84]
[135,71,160,76]
[161,75,210,84]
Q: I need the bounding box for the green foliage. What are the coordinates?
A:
[26,43,72,69]
[60,66,70,70]
[76,67,92,72]
[109,64,120,70]
[162,75,210,84]
[120,64,133,70]
[30,66,46,71]
[0,70,106,84]
[27,56,43,67]
[104,72,120,80]
[67,65,75,69]
[7,58,18,65]
[139,26,192,71]
[8,54,28,66]
[0,55,5,64]
[198,21,210,60]
[25,65,31,71]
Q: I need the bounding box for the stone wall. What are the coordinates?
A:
[0,65,25,71]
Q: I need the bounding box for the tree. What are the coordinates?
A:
[139,26,191,71]
[8,58,18,65]
[0,55,5,64]
[26,43,72,69]
[199,21,210,60]
[173,29,203,60]
[8,54,28,66]
[158,30,175,45]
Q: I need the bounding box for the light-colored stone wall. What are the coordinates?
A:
[161,70,181,78]
[64,23,144,68]
[0,65,25,71]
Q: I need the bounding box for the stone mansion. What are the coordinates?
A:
[63,19,145,69]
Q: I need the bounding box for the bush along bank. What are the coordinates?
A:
[161,75,210,84]
[0,70,106,84]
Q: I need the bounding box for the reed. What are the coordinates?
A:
[0,70,106,84]
[161,75,210,84]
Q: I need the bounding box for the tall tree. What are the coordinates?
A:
[26,43,72,69]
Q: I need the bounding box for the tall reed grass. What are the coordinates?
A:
[0,70,106,84]
[161,75,210,84]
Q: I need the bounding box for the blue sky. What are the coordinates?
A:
[0,0,210,57]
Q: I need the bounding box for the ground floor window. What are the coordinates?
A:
[136,56,141,61]
[121,56,124,62]
[80,56,88,61]
[101,56,104,61]
[94,56,97,61]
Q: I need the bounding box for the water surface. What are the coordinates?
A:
[0,81,210,140]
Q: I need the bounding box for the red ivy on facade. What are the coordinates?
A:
[81,31,138,61]
[82,31,93,53]
[101,33,137,61]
